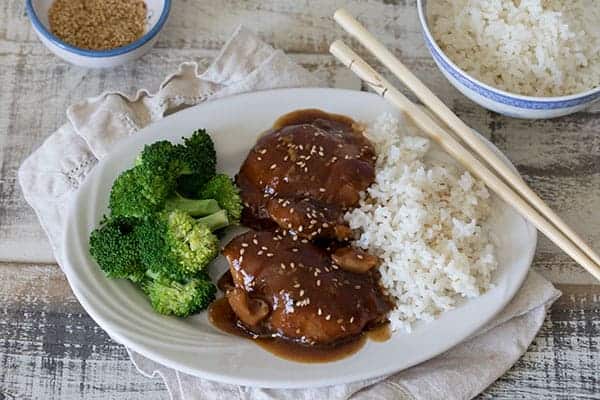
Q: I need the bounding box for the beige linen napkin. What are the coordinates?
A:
[19,26,561,400]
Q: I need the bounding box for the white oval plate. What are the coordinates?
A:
[62,88,536,389]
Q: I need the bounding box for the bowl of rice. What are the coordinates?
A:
[417,0,600,119]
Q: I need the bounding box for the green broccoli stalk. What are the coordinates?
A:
[176,129,217,197]
[196,209,230,231]
[143,274,216,317]
[136,210,220,281]
[164,193,221,217]
[199,174,243,224]
[89,216,145,282]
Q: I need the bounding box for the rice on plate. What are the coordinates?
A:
[345,114,497,332]
[427,0,600,97]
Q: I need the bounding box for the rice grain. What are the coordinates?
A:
[345,114,497,332]
[428,0,600,96]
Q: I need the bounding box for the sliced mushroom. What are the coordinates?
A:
[226,288,270,327]
[331,247,379,273]
[333,225,353,241]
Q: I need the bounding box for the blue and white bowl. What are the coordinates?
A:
[26,0,171,68]
[417,0,600,119]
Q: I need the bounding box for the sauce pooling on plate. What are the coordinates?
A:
[209,295,390,363]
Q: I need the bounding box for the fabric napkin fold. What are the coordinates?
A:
[19,26,561,400]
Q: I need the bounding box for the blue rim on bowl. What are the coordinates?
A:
[25,0,171,58]
[416,0,600,110]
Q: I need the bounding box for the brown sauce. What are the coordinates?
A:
[272,108,363,132]
[209,297,390,363]
[367,323,391,342]
[238,108,376,231]
[208,109,390,363]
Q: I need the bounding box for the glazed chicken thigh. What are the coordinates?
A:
[236,110,376,239]
[220,110,388,347]
[223,230,389,344]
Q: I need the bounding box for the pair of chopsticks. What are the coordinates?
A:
[330,9,600,281]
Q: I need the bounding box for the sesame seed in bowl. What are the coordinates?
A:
[48,0,148,51]
[26,0,171,68]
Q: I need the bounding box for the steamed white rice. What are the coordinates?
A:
[345,114,497,332]
[428,0,600,97]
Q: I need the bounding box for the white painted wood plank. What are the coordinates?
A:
[2,264,598,399]
[1,0,427,55]
[478,285,600,399]
[2,0,599,398]
[1,42,598,280]
[1,0,598,278]
[0,47,355,264]
[0,263,168,400]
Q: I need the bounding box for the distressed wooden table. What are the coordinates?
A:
[1,1,599,399]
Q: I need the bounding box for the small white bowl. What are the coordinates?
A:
[26,0,170,69]
[417,0,600,119]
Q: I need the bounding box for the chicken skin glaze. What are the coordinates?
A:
[222,230,389,345]
[236,109,376,239]
[221,109,389,346]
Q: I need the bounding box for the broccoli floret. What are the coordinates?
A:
[96,131,228,318]
[199,174,243,224]
[180,129,217,178]
[136,141,185,202]
[110,168,220,219]
[89,216,145,281]
[109,169,159,218]
[136,210,220,281]
[110,133,220,218]
[110,141,181,218]
[144,275,216,317]
[89,212,219,317]
[176,130,217,197]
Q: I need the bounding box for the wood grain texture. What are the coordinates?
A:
[0,47,355,263]
[1,264,598,399]
[1,0,600,398]
[478,285,600,400]
[0,264,168,400]
[1,0,598,275]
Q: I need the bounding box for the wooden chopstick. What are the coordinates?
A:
[329,39,600,282]
[333,8,600,269]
